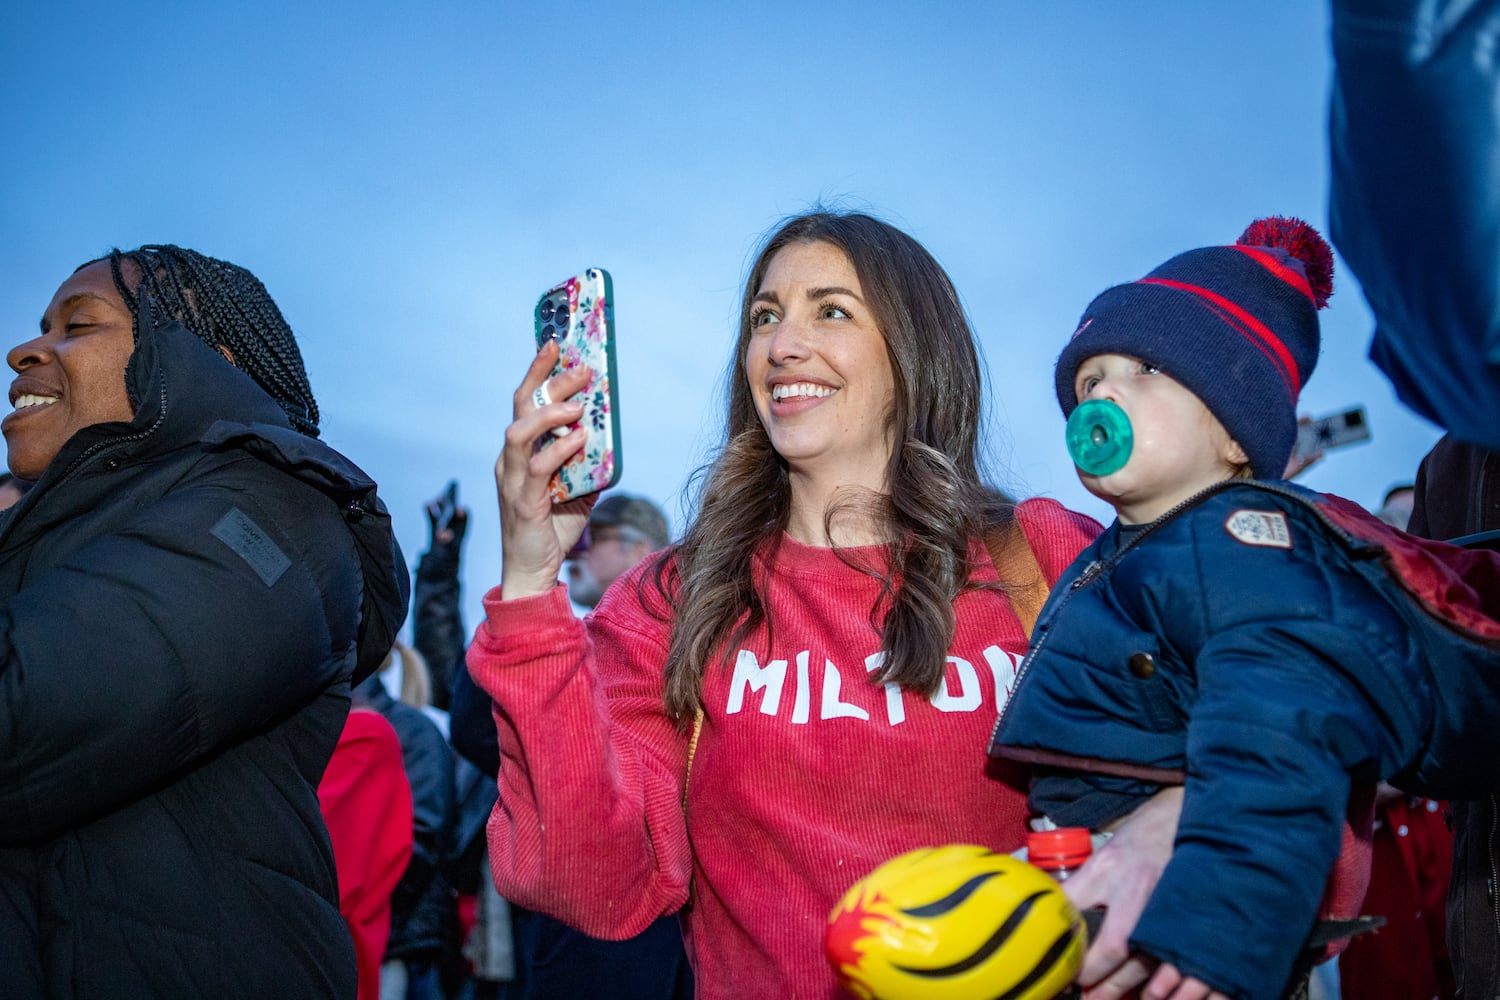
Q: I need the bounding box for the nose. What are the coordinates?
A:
[766,316,810,366]
[7,334,51,374]
[1083,374,1120,403]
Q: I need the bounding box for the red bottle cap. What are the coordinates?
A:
[1027,827,1093,870]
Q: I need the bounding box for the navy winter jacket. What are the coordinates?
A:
[0,318,409,998]
[992,480,1500,1000]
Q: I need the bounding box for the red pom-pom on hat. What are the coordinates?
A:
[1237,216,1334,309]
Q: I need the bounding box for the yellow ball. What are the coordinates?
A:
[825,844,1086,1000]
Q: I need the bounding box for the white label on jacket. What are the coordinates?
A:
[1224,509,1293,549]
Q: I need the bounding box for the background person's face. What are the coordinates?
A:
[564,528,651,608]
[4,262,137,481]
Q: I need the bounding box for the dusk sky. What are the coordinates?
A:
[2,2,1440,629]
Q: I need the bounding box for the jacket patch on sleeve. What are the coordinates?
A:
[212,507,291,586]
[1224,509,1293,549]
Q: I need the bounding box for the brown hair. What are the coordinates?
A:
[654,211,1014,721]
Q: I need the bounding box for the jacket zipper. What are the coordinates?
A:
[989,479,1363,750]
[0,376,167,551]
[1489,792,1499,1000]
[58,375,168,482]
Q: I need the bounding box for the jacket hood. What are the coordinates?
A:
[22,303,409,683]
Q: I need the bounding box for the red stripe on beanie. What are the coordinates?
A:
[1190,296,1299,397]
[1232,245,1317,306]
[1137,277,1302,397]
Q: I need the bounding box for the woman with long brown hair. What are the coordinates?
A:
[469,211,1100,998]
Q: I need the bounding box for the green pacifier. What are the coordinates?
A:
[1066,398,1133,476]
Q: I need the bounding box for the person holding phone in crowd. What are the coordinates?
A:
[465,211,1105,997]
[0,245,408,998]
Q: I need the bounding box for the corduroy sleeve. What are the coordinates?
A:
[466,564,691,939]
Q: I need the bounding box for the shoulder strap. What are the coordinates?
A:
[986,519,1050,638]
[683,707,704,809]
[682,704,706,910]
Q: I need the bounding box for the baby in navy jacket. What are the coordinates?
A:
[991,219,1500,1000]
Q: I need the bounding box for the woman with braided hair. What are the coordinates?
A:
[0,245,409,998]
[100,245,321,435]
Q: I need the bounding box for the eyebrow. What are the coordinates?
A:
[807,285,863,302]
[750,285,864,307]
[40,292,115,332]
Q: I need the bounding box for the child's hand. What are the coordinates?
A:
[1142,962,1231,1000]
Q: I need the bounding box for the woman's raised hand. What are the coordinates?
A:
[497,340,596,600]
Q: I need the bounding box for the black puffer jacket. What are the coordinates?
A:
[0,318,408,998]
[1410,435,1500,1000]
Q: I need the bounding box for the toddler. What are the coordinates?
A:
[991,218,1500,1000]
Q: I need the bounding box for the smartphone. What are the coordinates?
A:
[432,479,459,533]
[534,268,621,502]
[1295,405,1371,459]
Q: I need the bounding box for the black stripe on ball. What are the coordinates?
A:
[990,926,1078,1000]
[893,889,1047,977]
[900,871,1002,918]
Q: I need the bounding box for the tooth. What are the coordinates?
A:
[771,382,838,401]
[14,394,57,409]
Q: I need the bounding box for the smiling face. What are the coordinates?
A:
[743,241,896,491]
[1073,352,1248,524]
[3,261,138,480]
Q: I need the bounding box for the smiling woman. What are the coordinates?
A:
[465,210,1103,998]
[0,245,408,999]
[742,240,897,504]
[4,263,139,480]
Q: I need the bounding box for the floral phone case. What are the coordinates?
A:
[534,268,621,502]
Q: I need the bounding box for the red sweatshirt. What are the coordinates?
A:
[468,498,1099,999]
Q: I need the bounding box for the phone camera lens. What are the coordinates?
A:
[539,301,555,322]
[540,324,556,342]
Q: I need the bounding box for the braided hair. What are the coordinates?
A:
[85,245,320,436]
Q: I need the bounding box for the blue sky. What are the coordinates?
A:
[1,2,1441,631]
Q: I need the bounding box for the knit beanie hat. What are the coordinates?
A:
[1054,217,1333,479]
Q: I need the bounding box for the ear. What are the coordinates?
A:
[1223,438,1250,468]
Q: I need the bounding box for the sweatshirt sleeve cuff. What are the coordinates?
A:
[477,582,578,641]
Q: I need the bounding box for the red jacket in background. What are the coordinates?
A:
[319,707,414,1000]
[1339,794,1455,1000]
